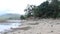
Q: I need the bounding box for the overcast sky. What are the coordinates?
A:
[0,0,46,15]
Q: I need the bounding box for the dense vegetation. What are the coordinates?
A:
[24,0,60,19]
[20,15,26,20]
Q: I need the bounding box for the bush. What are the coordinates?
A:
[20,15,25,20]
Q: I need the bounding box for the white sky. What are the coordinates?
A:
[0,0,46,15]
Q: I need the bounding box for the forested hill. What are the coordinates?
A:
[0,13,20,20]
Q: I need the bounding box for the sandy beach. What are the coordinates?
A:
[3,19,60,34]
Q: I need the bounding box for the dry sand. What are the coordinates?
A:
[4,19,60,34]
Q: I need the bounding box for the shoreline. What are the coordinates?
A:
[0,22,22,34]
[2,19,60,34]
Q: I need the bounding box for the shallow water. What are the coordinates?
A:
[0,23,21,32]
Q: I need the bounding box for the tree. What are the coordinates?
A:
[37,1,49,18]
[24,5,36,18]
[50,0,60,18]
[20,15,25,20]
[24,0,60,19]
[24,1,50,18]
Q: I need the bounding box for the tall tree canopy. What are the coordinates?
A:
[24,0,60,19]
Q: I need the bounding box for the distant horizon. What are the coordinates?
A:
[0,13,21,16]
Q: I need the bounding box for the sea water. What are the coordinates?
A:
[0,23,21,32]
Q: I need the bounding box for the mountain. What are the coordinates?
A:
[0,13,20,20]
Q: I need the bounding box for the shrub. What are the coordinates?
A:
[20,15,25,20]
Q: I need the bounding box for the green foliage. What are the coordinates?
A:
[20,15,25,20]
[24,5,35,18]
[24,0,60,19]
